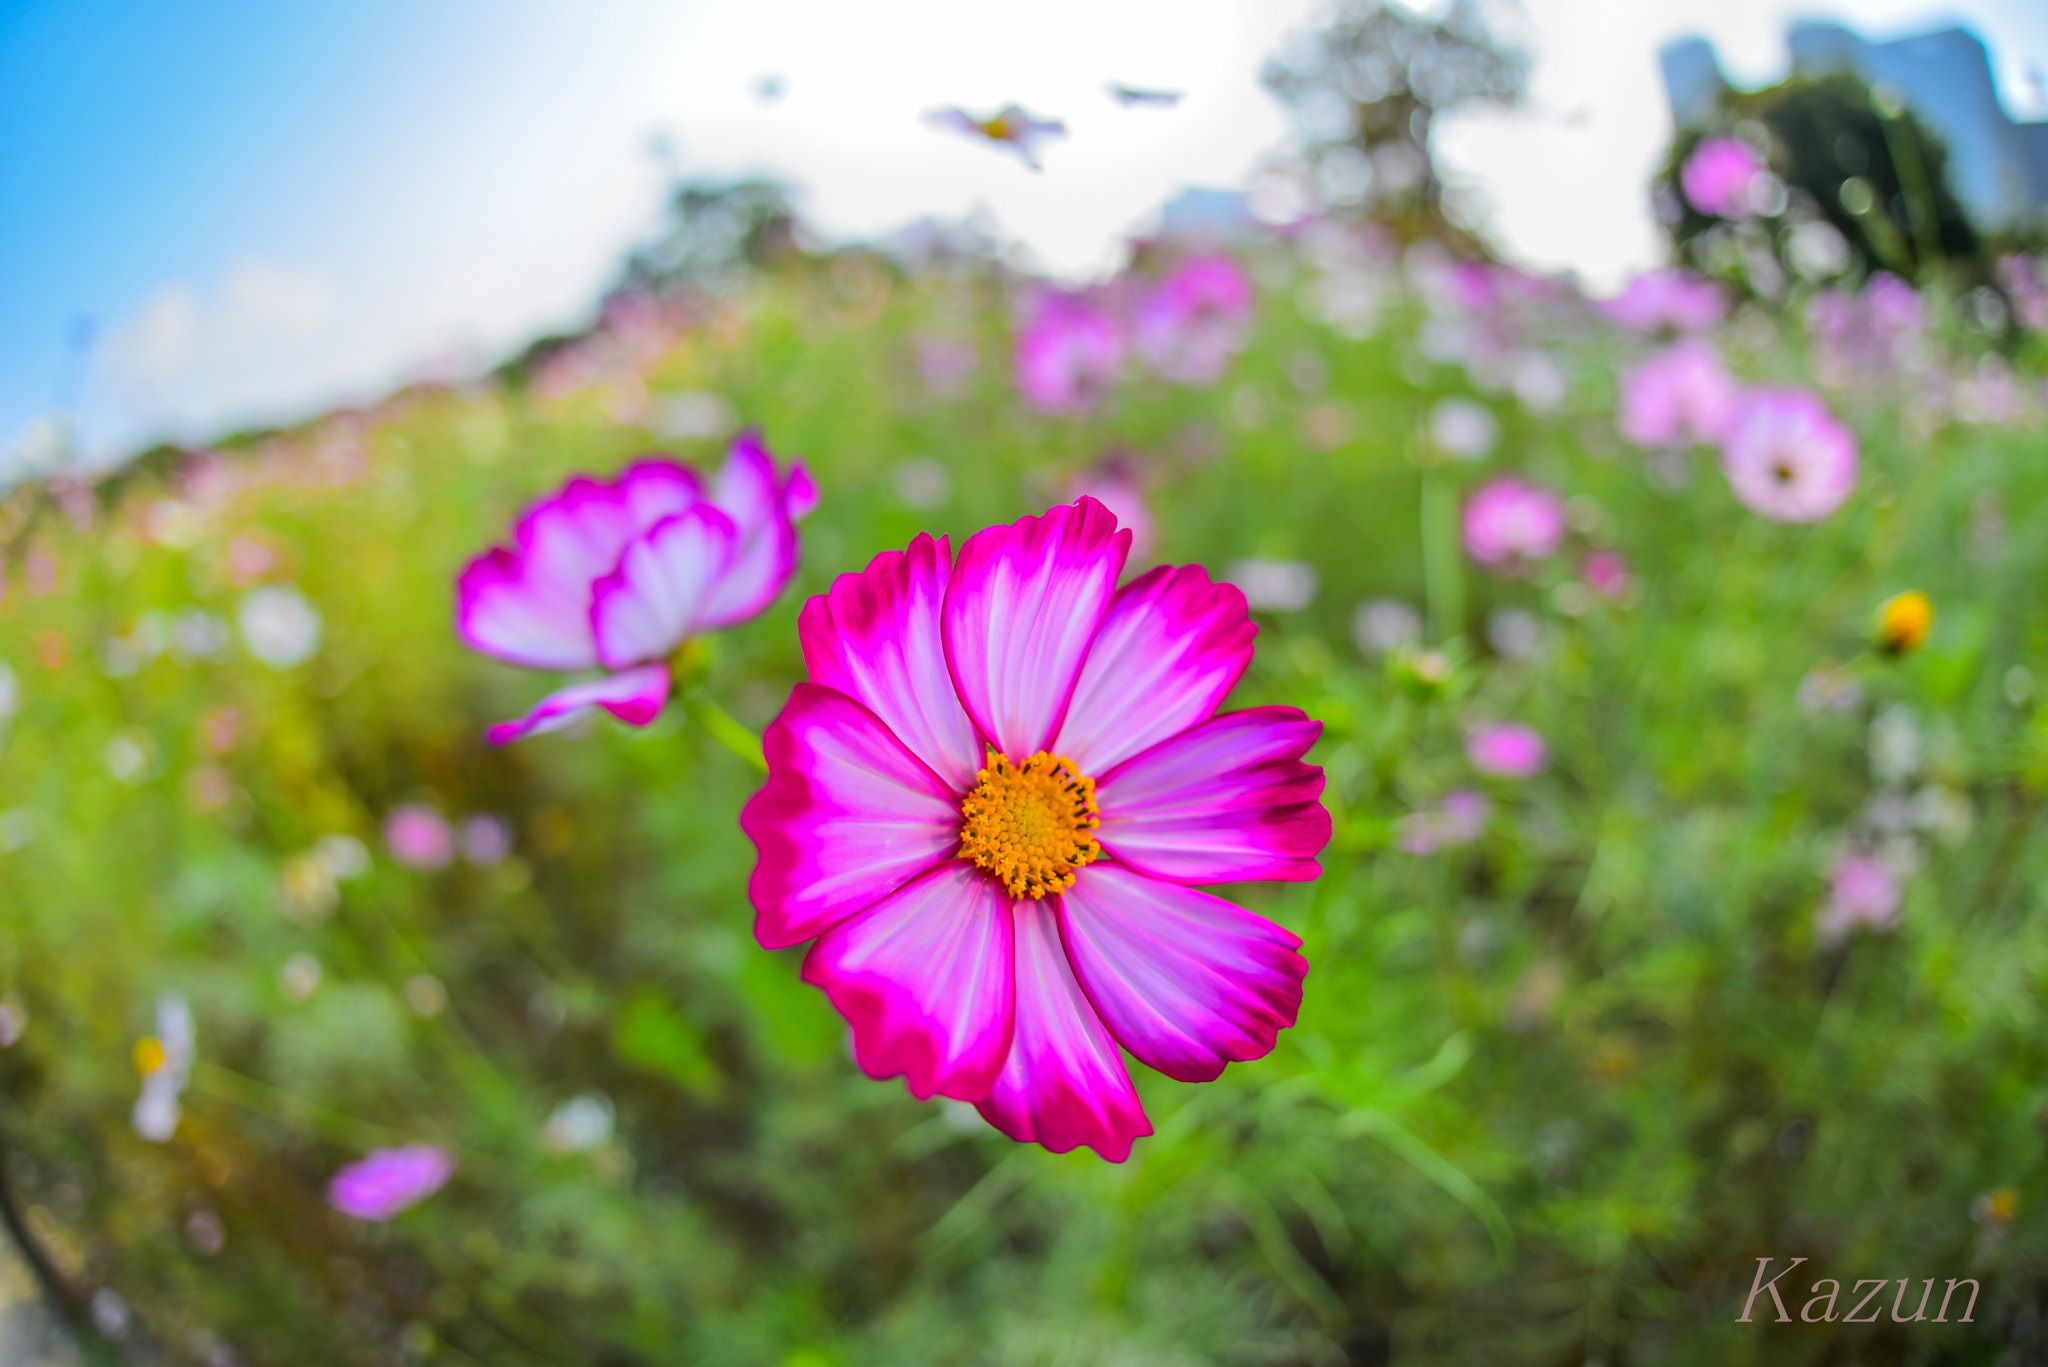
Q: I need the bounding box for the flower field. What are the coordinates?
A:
[3,227,2048,1365]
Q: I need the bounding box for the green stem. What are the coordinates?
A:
[1421,461,1464,646]
[686,694,767,772]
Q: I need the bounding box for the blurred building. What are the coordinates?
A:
[1660,20,2048,232]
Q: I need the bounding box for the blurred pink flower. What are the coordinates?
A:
[459,815,513,866]
[1067,462,1154,560]
[1817,852,1901,943]
[1133,254,1256,386]
[1462,476,1566,571]
[1582,550,1631,599]
[1808,273,1926,387]
[1395,788,1491,854]
[1720,388,1858,523]
[327,1145,455,1222]
[915,337,981,397]
[1014,293,1125,413]
[1680,137,1767,218]
[1617,341,1738,449]
[384,806,454,871]
[1996,254,2048,332]
[456,435,816,743]
[1600,270,1726,333]
[1466,722,1547,778]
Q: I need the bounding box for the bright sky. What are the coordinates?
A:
[2,0,2044,472]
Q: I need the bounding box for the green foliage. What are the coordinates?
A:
[0,242,2045,1366]
[1663,74,1982,291]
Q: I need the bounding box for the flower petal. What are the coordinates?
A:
[486,664,673,745]
[590,505,738,668]
[942,497,1129,760]
[701,432,814,629]
[802,862,1015,1101]
[616,459,706,533]
[743,683,963,950]
[457,462,705,671]
[974,901,1151,1162]
[801,533,983,792]
[1096,707,1329,884]
[457,546,599,671]
[1054,564,1255,774]
[1058,863,1305,1083]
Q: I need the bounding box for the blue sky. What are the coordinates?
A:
[3,0,2045,473]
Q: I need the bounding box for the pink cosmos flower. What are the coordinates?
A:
[742,498,1328,1162]
[1461,476,1566,571]
[1817,851,1901,943]
[1133,254,1256,386]
[1466,722,1547,778]
[1680,137,1767,218]
[1599,269,1726,333]
[1617,341,1738,449]
[1582,550,1630,599]
[327,1145,455,1222]
[1719,388,1858,523]
[457,434,816,743]
[384,805,454,870]
[1808,273,1926,386]
[1014,293,1125,414]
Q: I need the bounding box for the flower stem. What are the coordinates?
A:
[1421,461,1464,645]
[687,693,767,772]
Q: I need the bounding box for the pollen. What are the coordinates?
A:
[133,1036,166,1077]
[958,750,1101,900]
[1876,590,1933,656]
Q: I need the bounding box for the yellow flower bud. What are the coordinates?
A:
[1876,591,1933,656]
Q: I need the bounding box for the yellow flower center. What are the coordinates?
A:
[958,751,1101,899]
[981,115,1015,142]
[133,1037,167,1077]
[1877,590,1934,655]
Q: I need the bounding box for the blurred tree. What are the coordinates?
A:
[1262,0,1528,248]
[613,176,798,298]
[1659,74,1982,293]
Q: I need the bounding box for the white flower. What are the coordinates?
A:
[132,993,195,1143]
[542,1093,615,1154]
[1225,558,1319,612]
[238,585,322,669]
[1429,398,1500,460]
[1869,704,1923,786]
[1351,598,1423,657]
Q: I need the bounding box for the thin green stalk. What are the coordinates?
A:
[1421,461,1464,646]
[686,693,768,772]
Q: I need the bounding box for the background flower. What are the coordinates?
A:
[327,1145,456,1221]
[1013,292,1125,413]
[1466,722,1548,778]
[1719,387,1858,522]
[1462,476,1566,570]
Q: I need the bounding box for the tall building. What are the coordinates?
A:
[1659,20,2048,232]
